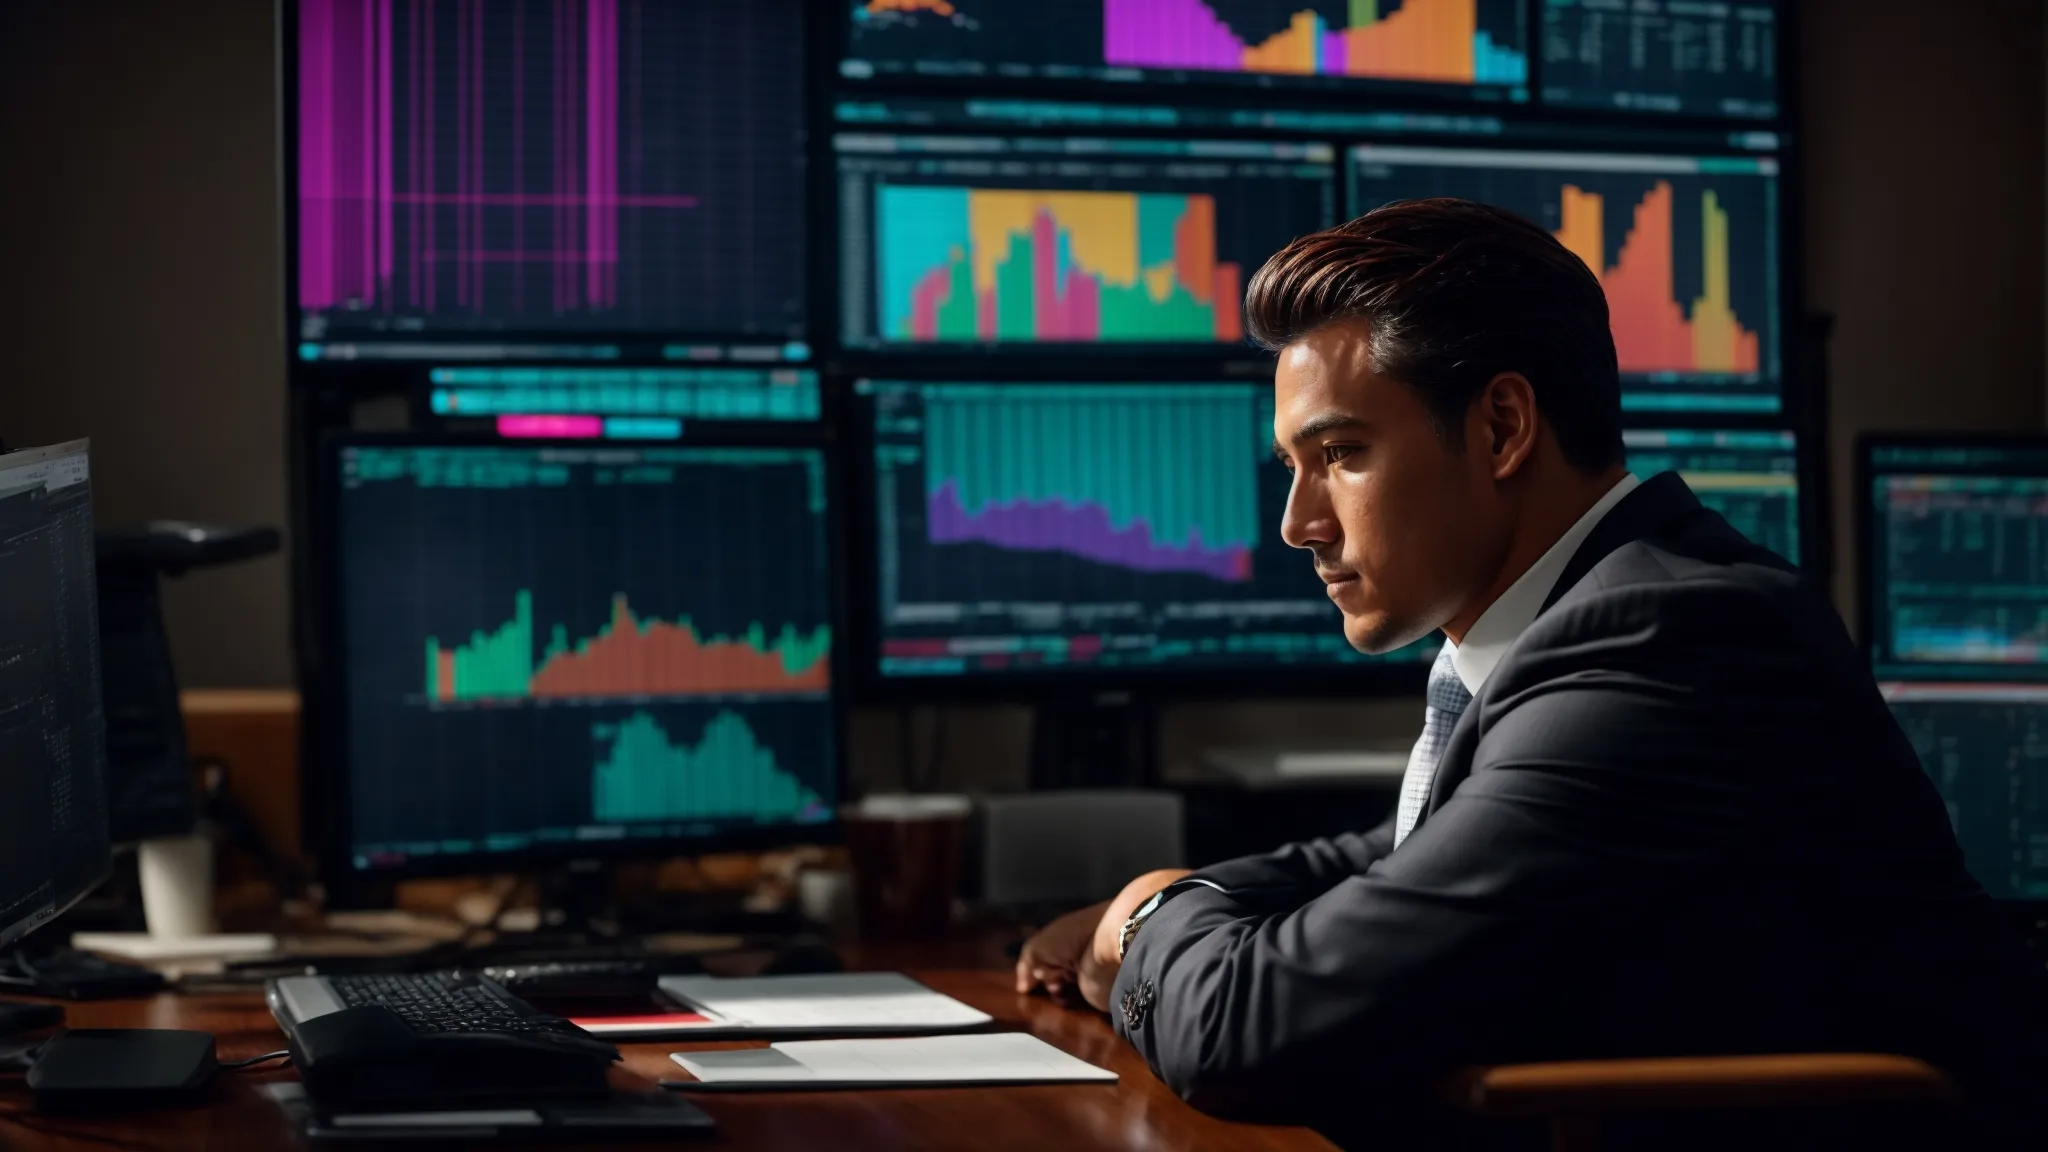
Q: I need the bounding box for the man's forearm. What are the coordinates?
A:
[1089,868,1195,969]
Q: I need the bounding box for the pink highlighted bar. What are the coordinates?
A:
[497,414,602,438]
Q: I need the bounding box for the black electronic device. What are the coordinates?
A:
[0,948,166,1000]
[306,432,844,907]
[1858,435,2048,904]
[482,956,706,1000]
[0,440,214,1110]
[97,521,281,846]
[0,1001,64,1038]
[27,1029,218,1112]
[266,971,620,1109]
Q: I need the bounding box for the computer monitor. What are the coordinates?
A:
[854,379,1434,696]
[1349,143,1782,416]
[1537,1,1780,120]
[1861,435,2048,901]
[0,440,113,947]
[839,0,1532,104]
[310,434,840,895]
[834,134,1336,354]
[289,0,810,367]
[1623,428,1800,566]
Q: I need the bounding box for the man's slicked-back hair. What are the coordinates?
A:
[1246,198,1624,473]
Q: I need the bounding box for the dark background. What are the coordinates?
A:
[2,0,2044,791]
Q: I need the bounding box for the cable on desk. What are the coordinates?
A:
[219,1050,291,1070]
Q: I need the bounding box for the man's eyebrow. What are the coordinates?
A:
[1283,413,1368,449]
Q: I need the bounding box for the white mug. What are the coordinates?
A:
[138,834,214,939]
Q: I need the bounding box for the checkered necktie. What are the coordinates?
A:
[1394,643,1472,849]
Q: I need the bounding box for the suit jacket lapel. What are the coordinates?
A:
[1417,473,1706,822]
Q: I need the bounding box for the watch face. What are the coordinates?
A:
[1136,890,1168,918]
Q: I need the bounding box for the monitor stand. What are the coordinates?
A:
[1030,694,1158,789]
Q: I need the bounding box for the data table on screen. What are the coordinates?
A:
[1624,429,1798,565]
[1540,0,1778,119]
[335,444,835,867]
[1351,144,1780,413]
[864,381,1434,678]
[837,135,1334,351]
[843,0,1529,101]
[1883,683,2048,902]
[296,0,808,353]
[1870,473,2048,678]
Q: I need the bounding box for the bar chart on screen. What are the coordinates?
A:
[842,0,1528,97]
[864,381,1433,677]
[337,443,838,852]
[837,135,1333,350]
[882,188,1244,345]
[1351,145,1780,412]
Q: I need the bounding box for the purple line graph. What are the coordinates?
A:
[295,0,807,339]
[926,480,1254,584]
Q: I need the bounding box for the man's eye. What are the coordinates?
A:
[1323,444,1359,465]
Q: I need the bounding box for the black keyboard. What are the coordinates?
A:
[326,971,586,1037]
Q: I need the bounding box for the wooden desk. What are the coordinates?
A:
[0,968,1337,1151]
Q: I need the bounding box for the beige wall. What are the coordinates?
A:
[3,0,2045,788]
[1801,0,2047,627]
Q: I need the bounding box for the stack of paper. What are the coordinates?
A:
[669,1033,1117,1090]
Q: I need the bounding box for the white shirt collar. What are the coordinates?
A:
[1446,474,1641,695]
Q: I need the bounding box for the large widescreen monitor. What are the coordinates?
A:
[857,379,1434,691]
[292,0,809,365]
[0,441,113,947]
[318,437,839,882]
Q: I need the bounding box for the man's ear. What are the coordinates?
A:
[1478,372,1538,481]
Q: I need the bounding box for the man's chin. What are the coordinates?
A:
[1341,611,1435,656]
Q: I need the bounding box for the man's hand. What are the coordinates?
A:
[1013,899,1112,1006]
[1014,869,1194,1012]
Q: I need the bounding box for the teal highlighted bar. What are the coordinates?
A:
[1622,393,1781,413]
[604,417,683,439]
[427,367,820,422]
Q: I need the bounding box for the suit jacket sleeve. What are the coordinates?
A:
[1183,812,1399,908]
[1110,579,1804,1122]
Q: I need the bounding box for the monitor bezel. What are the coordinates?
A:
[840,376,1432,705]
[304,428,848,905]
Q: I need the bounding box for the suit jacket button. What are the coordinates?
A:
[1120,979,1155,1030]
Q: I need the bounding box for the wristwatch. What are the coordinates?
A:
[1116,879,1207,960]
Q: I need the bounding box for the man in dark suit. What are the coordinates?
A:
[1016,199,2042,1147]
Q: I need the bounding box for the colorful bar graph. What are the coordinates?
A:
[1102,0,1527,86]
[423,590,830,702]
[921,385,1259,581]
[1552,180,1761,376]
[880,187,1244,345]
[591,710,824,824]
